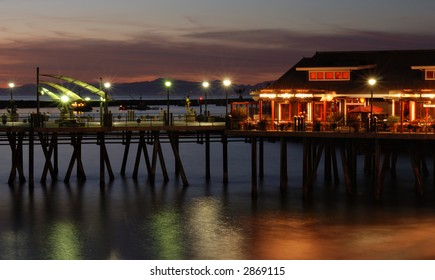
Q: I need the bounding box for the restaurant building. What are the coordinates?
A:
[249,50,435,131]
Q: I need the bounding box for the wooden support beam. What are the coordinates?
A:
[305,141,325,191]
[64,134,85,183]
[374,140,382,200]
[174,132,180,177]
[99,132,105,188]
[324,140,332,183]
[410,149,423,196]
[150,132,159,185]
[331,142,340,184]
[302,138,311,198]
[29,129,34,189]
[251,136,257,198]
[133,131,151,179]
[169,132,189,187]
[156,134,169,183]
[222,135,228,185]
[259,137,264,179]
[97,131,115,187]
[339,144,352,195]
[280,137,287,192]
[120,130,132,176]
[205,133,211,182]
[7,132,25,185]
[39,132,57,183]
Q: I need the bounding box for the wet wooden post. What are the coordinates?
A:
[95,131,115,187]
[150,131,169,185]
[133,130,151,179]
[324,140,332,183]
[29,129,34,189]
[120,130,132,176]
[168,132,188,187]
[205,132,211,182]
[410,148,423,196]
[374,139,382,200]
[259,137,264,179]
[8,132,26,185]
[174,132,180,177]
[99,132,105,188]
[251,136,257,198]
[222,134,228,185]
[339,143,352,195]
[39,132,57,183]
[302,138,311,198]
[331,142,340,184]
[350,141,358,188]
[64,134,86,183]
[280,137,287,192]
[53,134,58,175]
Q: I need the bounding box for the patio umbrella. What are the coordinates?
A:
[348,105,384,114]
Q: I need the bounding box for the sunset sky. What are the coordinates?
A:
[2,0,435,86]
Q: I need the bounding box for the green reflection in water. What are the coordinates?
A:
[47,221,82,260]
[150,209,183,259]
[0,231,27,259]
[186,197,244,259]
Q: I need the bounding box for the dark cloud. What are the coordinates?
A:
[1,28,435,86]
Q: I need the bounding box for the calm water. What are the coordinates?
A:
[1,134,435,260]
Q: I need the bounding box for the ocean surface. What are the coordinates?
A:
[1,105,435,260]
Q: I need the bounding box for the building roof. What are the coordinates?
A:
[268,50,435,96]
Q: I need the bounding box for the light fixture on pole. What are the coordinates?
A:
[8,82,15,115]
[104,82,111,127]
[223,79,231,116]
[202,81,209,115]
[368,78,377,132]
[165,80,172,125]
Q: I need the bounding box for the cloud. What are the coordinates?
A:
[1,28,435,86]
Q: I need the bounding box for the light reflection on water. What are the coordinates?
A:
[0,141,435,259]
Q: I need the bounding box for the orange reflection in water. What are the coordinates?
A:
[247,215,435,260]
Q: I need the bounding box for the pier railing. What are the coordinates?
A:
[0,112,227,128]
[2,111,435,134]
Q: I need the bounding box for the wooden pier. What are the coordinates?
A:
[2,122,435,201]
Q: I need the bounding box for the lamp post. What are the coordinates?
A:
[202,81,209,116]
[104,82,111,127]
[60,95,70,119]
[8,82,15,115]
[165,81,172,125]
[368,78,377,132]
[223,79,231,116]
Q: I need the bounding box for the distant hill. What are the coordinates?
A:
[0,79,273,101]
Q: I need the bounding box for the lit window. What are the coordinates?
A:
[426,70,435,80]
[317,72,324,79]
[325,72,334,79]
[308,70,350,81]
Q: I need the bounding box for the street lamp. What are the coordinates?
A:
[368,78,377,132]
[60,95,70,118]
[202,81,209,115]
[8,82,15,115]
[104,82,111,127]
[165,80,172,125]
[223,79,231,116]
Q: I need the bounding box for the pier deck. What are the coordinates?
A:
[1,119,435,201]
